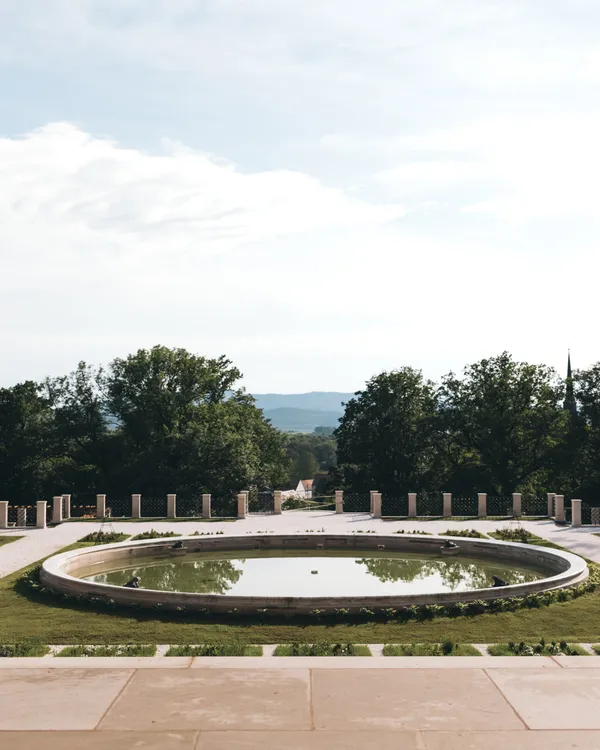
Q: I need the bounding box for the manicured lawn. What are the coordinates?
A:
[383,643,481,656]
[1,538,600,644]
[0,536,24,548]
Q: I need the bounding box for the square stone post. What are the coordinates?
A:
[370,490,377,515]
[36,500,47,529]
[408,493,417,518]
[547,492,556,518]
[52,495,63,524]
[274,490,282,515]
[62,494,71,519]
[335,490,344,514]
[132,494,141,519]
[167,494,177,518]
[237,493,247,519]
[571,498,582,527]
[443,492,452,518]
[202,494,211,518]
[512,492,522,517]
[96,494,106,519]
[478,493,487,518]
[554,494,565,522]
[373,492,382,518]
[17,507,27,527]
[0,502,7,529]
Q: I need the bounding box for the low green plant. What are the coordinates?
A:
[166,644,262,656]
[492,527,534,543]
[57,644,157,657]
[441,529,487,539]
[131,530,181,541]
[78,531,130,544]
[0,639,49,657]
[383,642,481,656]
[489,639,588,656]
[393,529,432,535]
[592,645,600,655]
[274,642,371,656]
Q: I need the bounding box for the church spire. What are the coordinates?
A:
[564,350,577,415]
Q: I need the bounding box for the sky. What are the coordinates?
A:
[1,0,598,393]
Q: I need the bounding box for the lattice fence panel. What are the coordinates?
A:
[211,496,238,518]
[417,492,443,516]
[451,496,478,516]
[343,493,371,512]
[486,496,513,517]
[381,495,408,516]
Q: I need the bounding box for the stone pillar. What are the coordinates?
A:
[17,507,27,527]
[0,502,7,529]
[370,490,378,515]
[237,493,247,519]
[36,501,47,529]
[512,492,522,517]
[554,494,565,523]
[132,494,141,519]
[96,494,106,519]
[52,495,63,524]
[274,490,282,515]
[62,494,71,519]
[547,492,556,518]
[571,498,582,527]
[335,490,344,514]
[373,492,382,518]
[202,494,211,519]
[478,493,487,518]
[443,492,452,518]
[408,493,417,518]
[167,494,176,519]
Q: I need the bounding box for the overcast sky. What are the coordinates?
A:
[1,1,597,392]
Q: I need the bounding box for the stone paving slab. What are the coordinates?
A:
[552,655,600,667]
[0,731,198,749]
[195,730,422,749]
[0,656,193,669]
[487,669,600,729]
[98,669,312,731]
[421,730,600,749]
[188,656,562,669]
[0,669,133,730]
[312,668,525,731]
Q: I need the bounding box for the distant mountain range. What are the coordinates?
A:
[252,392,354,432]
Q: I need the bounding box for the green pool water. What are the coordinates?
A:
[79,549,545,596]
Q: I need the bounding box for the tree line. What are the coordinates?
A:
[1,348,599,506]
[334,352,600,502]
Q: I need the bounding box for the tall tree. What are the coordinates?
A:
[439,352,567,495]
[0,382,55,503]
[335,368,439,495]
[104,346,288,497]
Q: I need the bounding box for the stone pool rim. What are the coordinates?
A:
[40,534,589,614]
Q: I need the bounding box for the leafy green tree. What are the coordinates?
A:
[439,353,567,495]
[572,364,600,498]
[335,369,439,495]
[104,346,288,497]
[284,432,336,487]
[0,382,55,503]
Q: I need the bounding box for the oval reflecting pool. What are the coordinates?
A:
[79,549,546,596]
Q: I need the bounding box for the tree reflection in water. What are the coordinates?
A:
[356,557,537,591]
[92,558,244,594]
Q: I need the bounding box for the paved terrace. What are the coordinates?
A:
[1,510,600,577]
[2,659,600,747]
